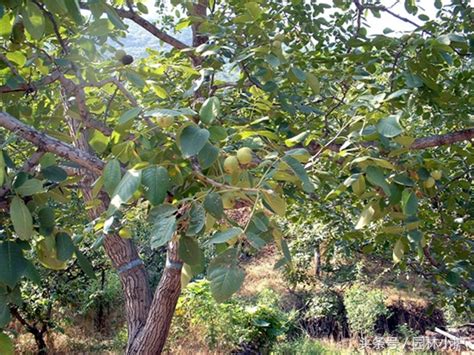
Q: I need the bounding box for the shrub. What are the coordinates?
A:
[343,284,389,336]
[169,280,296,352]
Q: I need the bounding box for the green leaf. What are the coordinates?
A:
[178,125,210,158]
[125,70,146,88]
[178,236,203,266]
[393,239,405,263]
[377,115,403,138]
[208,248,245,302]
[0,304,11,328]
[186,203,205,236]
[23,262,41,285]
[262,190,286,216]
[366,166,391,196]
[108,169,142,215]
[281,239,292,262]
[351,175,366,196]
[284,131,309,147]
[0,241,28,288]
[401,190,417,216]
[355,203,375,230]
[89,129,109,153]
[204,192,224,219]
[198,143,219,169]
[65,0,82,24]
[56,232,75,262]
[21,2,45,40]
[0,332,13,355]
[282,155,315,193]
[103,4,126,30]
[15,178,43,196]
[209,227,243,244]
[118,107,141,126]
[75,249,96,279]
[103,159,122,196]
[141,166,170,206]
[245,2,263,19]
[10,196,33,240]
[42,166,67,182]
[199,97,220,124]
[306,73,320,94]
[149,205,177,249]
[38,207,55,235]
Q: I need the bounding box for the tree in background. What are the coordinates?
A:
[0,0,472,353]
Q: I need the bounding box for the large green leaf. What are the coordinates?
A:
[204,192,224,219]
[107,169,142,215]
[15,178,44,196]
[42,165,67,182]
[178,236,203,266]
[365,166,391,196]
[149,204,177,249]
[21,2,45,40]
[209,227,243,244]
[197,143,219,169]
[281,155,315,193]
[401,190,418,216]
[178,125,210,158]
[118,107,141,125]
[103,159,122,196]
[10,196,33,240]
[262,190,286,216]
[141,166,170,206]
[199,96,220,124]
[56,232,75,262]
[186,203,205,236]
[0,241,28,288]
[355,203,376,230]
[0,332,13,355]
[377,115,403,138]
[208,248,245,302]
[38,207,55,235]
[75,249,96,279]
[64,0,82,24]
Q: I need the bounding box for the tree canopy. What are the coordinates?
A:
[0,0,472,353]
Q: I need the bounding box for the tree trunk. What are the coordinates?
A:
[127,241,182,354]
[314,243,321,278]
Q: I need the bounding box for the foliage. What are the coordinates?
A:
[0,0,472,351]
[271,337,329,355]
[304,290,344,321]
[170,280,296,352]
[343,284,389,336]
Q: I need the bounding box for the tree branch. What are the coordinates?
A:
[307,128,474,155]
[0,112,105,174]
[0,71,61,94]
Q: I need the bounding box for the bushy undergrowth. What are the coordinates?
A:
[169,280,296,352]
[343,284,389,336]
[271,337,329,354]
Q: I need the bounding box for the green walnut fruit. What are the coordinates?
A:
[431,170,442,180]
[223,156,240,174]
[11,20,25,44]
[236,147,253,165]
[115,49,126,60]
[156,115,174,128]
[222,193,235,209]
[424,177,435,189]
[119,227,132,239]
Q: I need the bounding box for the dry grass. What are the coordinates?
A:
[238,245,288,298]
